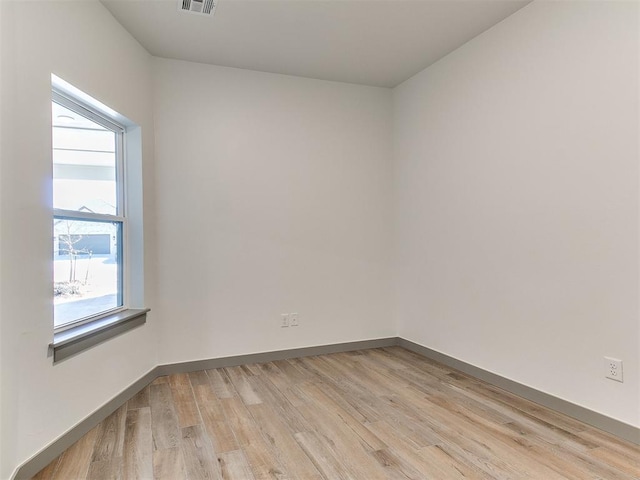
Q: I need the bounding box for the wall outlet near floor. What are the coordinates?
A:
[281,314,289,328]
[604,356,623,382]
[290,312,299,326]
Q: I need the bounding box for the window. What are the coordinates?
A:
[52,91,126,330]
[49,77,148,362]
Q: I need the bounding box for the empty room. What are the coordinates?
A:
[1,0,639,478]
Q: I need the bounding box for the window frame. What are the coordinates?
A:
[52,89,129,333]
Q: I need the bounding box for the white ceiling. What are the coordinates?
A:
[101,0,530,88]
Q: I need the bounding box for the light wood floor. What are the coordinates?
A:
[33,347,640,479]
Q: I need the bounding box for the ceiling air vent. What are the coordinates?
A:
[179,0,216,16]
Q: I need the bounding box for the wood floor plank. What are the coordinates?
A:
[426,399,600,479]
[168,373,201,428]
[257,362,307,407]
[51,426,99,480]
[456,384,599,452]
[221,396,260,447]
[365,421,471,480]
[152,447,186,480]
[370,448,427,480]
[220,396,289,480]
[577,427,640,458]
[295,403,388,480]
[437,369,594,438]
[372,396,515,479]
[30,455,61,480]
[206,368,237,399]
[149,383,181,450]
[127,386,150,410]
[425,442,500,480]
[294,431,358,480]
[299,382,386,451]
[32,347,640,480]
[224,365,263,406]
[188,370,211,387]
[240,443,289,480]
[243,363,264,376]
[320,353,397,398]
[284,357,320,382]
[218,449,256,480]
[86,457,123,480]
[502,422,636,480]
[365,347,415,371]
[180,424,222,480]
[191,381,239,453]
[297,356,383,423]
[91,404,127,463]
[248,375,312,435]
[123,407,153,480]
[576,428,640,458]
[588,446,640,478]
[271,360,309,384]
[248,403,324,480]
[395,387,571,480]
[150,376,168,385]
[363,353,515,427]
[373,394,444,448]
[418,444,497,480]
[299,379,369,425]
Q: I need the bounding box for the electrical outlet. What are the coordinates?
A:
[281,314,289,328]
[604,356,623,382]
[290,312,299,326]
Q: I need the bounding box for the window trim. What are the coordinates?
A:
[49,75,148,362]
[49,308,150,363]
[52,90,124,134]
[52,89,128,333]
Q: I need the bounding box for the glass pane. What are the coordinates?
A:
[53,218,122,327]
[52,101,117,215]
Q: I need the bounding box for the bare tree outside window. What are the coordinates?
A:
[54,221,93,297]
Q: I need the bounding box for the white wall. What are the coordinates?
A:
[153,59,394,364]
[0,2,158,477]
[0,2,11,476]
[393,1,640,427]
[2,1,639,476]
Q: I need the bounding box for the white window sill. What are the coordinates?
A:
[49,308,149,363]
